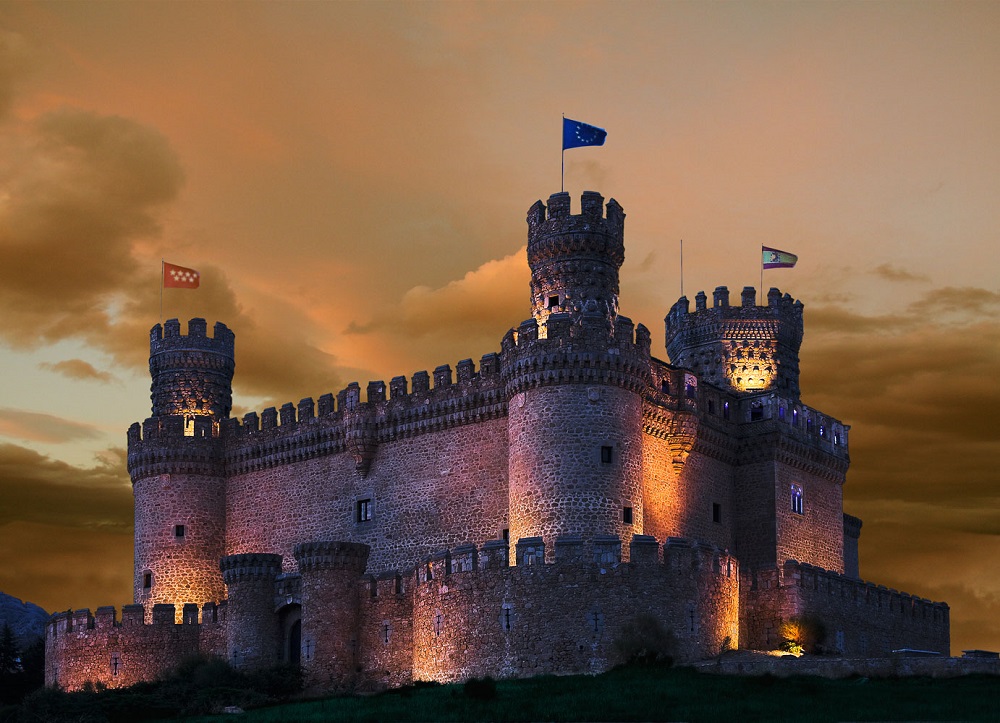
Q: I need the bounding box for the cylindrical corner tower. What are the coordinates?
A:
[294,542,370,691]
[664,286,803,399]
[128,318,235,617]
[505,192,649,560]
[221,553,283,670]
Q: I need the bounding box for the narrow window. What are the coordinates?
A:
[707,399,715,414]
[143,572,152,589]
[356,499,372,522]
[110,653,121,677]
[382,622,391,644]
[712,503,722,524]
[622,506,633,525]
[547,295,559,309]
[793,408,799,426]
[819,424,825,438]
[174,524,185,538]
[778,406,786,421]
[685,383,696,399]
[723,401,730,420]
[434,612,444,637]
[791,484,804,515]
[660,379,670,394]
[807,418,814,433]
[502,528,509,543]
[394,575,403,595]
[502,606,513,632]
[601,445,613,464]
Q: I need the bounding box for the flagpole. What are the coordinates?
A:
[561,113,565,193]
[160,259,164,323]
[760,245,764,296]
[680,239,684,297]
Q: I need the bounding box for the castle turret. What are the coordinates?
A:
[505,193,649,559]
[127,318,234,617]
[294,542,370,691]
[664,286,803,399]
[220,553,283,670]
[527,190,625,332]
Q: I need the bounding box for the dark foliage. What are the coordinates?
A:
[611,614,677,667]
[13,656,302,722]
[462,676,497,700]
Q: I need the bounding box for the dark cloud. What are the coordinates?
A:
[0,408,103,444]
[0,442,131,531]
[39,358,115,383]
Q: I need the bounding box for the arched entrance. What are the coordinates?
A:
[278,604,302,666]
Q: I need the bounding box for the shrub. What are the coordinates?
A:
[463,676,497,700]
[778,615,826,655]
[611,614,677,667]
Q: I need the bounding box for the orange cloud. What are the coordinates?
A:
[0,408,102,444]
[39,358,115,383]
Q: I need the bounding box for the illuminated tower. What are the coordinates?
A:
[127,318,234,615]
[504,192,651,559]
[664,286,803,399]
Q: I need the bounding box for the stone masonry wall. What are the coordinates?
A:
[407,536,738,683]
[741,562,949,656]
[225,418,510,576]
[45,603,226,691]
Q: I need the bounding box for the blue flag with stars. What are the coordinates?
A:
[563,117,607,149]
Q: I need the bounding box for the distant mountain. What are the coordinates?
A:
[0,592,49,647]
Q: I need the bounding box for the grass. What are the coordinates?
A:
[179,666,1000,723]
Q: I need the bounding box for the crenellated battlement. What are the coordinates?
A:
[500,314,652,397]
[527,191,626,330]
[665,287,804,399]
[148,318,235,420]
[411,535,737,584]
[47,601,227,635]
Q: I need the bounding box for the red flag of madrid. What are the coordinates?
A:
[163,262,200,288]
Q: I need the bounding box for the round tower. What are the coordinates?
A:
[504,192,650,560]
[664,286,803,399]
[220,553,283,670]
[527,190,625,332]
[294,542,370,691]
[127,318,235,616]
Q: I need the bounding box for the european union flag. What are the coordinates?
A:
[563,117,607,150]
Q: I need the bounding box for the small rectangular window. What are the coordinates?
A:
[623,506,633,525]
[723,402,730,420]
[174,524,185,538]
[356,499,372,522]
[660,379,670,394]
[712,503,722,524]
[143,572,152,589]
[547,295,560,309]
[751,403,763,421]
[791,484,804,515]
[601,446,613,464]
[708,399,715,414]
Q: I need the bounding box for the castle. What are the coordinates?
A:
[45,191,949,691]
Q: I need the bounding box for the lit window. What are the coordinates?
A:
[778,406,786,421]
[791,485,804,515]
[723,402,730,420]
[356,499,372,522]
[601,446,613,464]
[623,506,633,525]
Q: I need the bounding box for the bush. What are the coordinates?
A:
[463,676,497,700]
[611,614,677,667]
[778,615,826,655]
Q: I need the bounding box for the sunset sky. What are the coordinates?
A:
[0,1,997,655]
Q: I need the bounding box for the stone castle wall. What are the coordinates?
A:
[741,561,949,656]
[44,603,226,690]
